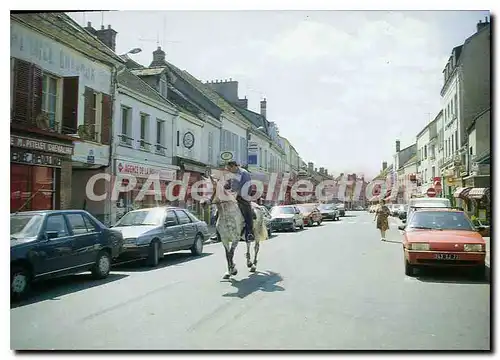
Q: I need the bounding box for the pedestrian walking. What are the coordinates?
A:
[374,199,390,241]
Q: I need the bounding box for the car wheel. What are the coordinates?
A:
[268,229,272,237]
[11,265,31,301]
[91,250,111,279]
[191,234,204,256]
[404,258,414,276]
[147,241,160,267]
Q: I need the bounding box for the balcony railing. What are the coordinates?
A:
[138,139,152,151]
[12,112,60,133]
[77,124,99,142]
[155,144,167,156]
[119,134,133,147]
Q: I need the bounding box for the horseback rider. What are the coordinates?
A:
[224,161,255,241]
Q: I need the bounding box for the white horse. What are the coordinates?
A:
[205,176,267,279]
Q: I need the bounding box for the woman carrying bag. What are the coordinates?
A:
[374,199,391,241]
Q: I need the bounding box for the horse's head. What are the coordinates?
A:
[202,175,237,207]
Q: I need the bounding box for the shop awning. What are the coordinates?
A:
[453,187,472,199]
[467,187,489,200]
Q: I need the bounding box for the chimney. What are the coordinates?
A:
[260,98,267,118]
[84,21,97,35]
[319,167,324,174]
[477,17,489,32]
[382,161,387,170]
[324,169,328,176]
[94,24,117,51]
[308,162,314,172]
[236,96,248,109]
[207,78,239,102]
[396,140,401,153]
[150,46,167,67]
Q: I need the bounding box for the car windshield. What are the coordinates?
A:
[299,205,315,212]
[271,206,295,215]
[319,204,335,210]
[407,211,474,231]
[115,208,165,227]
[11,214,44,239]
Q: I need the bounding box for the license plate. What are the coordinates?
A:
[123,243,136,248]
[434,253,460,260]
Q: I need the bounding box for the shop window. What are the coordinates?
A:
[10,165,55,213]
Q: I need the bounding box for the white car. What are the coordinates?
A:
[270,205,305,232]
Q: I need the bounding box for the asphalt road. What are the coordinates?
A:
[11,212,490,350]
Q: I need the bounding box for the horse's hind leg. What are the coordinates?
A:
[250,240,260,272]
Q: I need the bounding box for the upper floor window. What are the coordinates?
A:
[42,74,59,131]
[139,113,151,151]
[424,145,427,159]
[208,131,214,165]
[120,106,132,146]
[155,119,166,156]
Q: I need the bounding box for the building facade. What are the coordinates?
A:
[10,13,123,216]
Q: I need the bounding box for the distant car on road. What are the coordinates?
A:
[337,203,346,217]
[297,203,322,226]
[404,197,452,224]
[318,203,339,221]
[399,208,486,278]
[11,210,124,300]
[270,205,304,232]
[112,207,209,267]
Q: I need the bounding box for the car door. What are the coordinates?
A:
[175,210,196,248]
[33,214,74,276]
[65,212,101,267]
[163,209,184,251]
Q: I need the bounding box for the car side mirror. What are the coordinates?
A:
[45,231,59,240]
[476,226,485,232]
[398,225,406,231]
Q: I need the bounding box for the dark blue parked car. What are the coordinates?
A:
[10,210,124,300]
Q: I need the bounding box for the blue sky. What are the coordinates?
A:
[69,10,490,178]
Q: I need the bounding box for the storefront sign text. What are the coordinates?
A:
[116,161,176,181]
[11,135,73,155]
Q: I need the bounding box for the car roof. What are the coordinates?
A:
[413,208,464,213]
[11,209,89,216]
[126,206,180,212]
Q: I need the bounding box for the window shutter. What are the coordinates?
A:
[62,77,79,134]
[101,93,112,145]
[31,65,43,123]
[83,86,95,127]
[12,59,32,124]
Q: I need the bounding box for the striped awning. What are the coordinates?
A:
[453,187,472,199]
[467,188,489,199]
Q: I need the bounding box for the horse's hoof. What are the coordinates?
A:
[231,268,238,276]
[247,262,253,268]
[223,273,231,279]
[250,266,257,272]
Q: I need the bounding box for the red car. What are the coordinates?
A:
[297,203,322,226]
[399,208,486,278]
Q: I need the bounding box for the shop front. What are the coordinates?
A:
[11,133,74,213]
[113,159,177,222]
[172,156,210,221]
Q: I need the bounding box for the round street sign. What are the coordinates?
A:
[434,181,442,194]
[427,188,437,197]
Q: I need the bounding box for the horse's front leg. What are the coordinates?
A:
[245,239,253,269]
[250,240,260,273]
[223,242,233,280]
[228,238,239,276]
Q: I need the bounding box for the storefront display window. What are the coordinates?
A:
[11,164,55,212]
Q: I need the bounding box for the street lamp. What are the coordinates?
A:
[120,48,142,56]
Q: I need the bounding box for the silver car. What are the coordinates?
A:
[112,207,210,267]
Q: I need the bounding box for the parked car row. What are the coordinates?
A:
[10,206,210,301]
[268,203,344,233]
